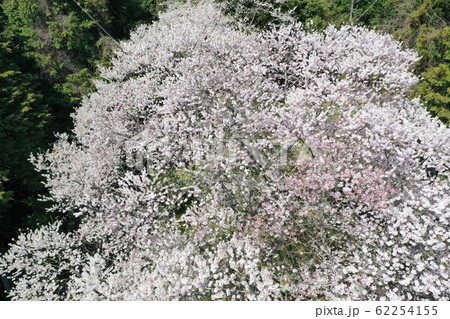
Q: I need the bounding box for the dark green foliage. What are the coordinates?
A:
[107,0,160,38]
[217,0,331,30]
[393,0,449,124]
[217,0,400,30]
[0,8,53,251]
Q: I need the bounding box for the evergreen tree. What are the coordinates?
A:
[0,6,52,251]
[394,0,449,123]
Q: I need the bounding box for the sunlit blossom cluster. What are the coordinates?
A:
[1,0,449,300]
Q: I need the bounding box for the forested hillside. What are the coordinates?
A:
[0,0,448,300]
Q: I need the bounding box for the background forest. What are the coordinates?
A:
[0,0,448,299]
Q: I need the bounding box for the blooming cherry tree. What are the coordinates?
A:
[1,0,449,300]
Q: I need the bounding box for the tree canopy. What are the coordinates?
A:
[1,1,449,300]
